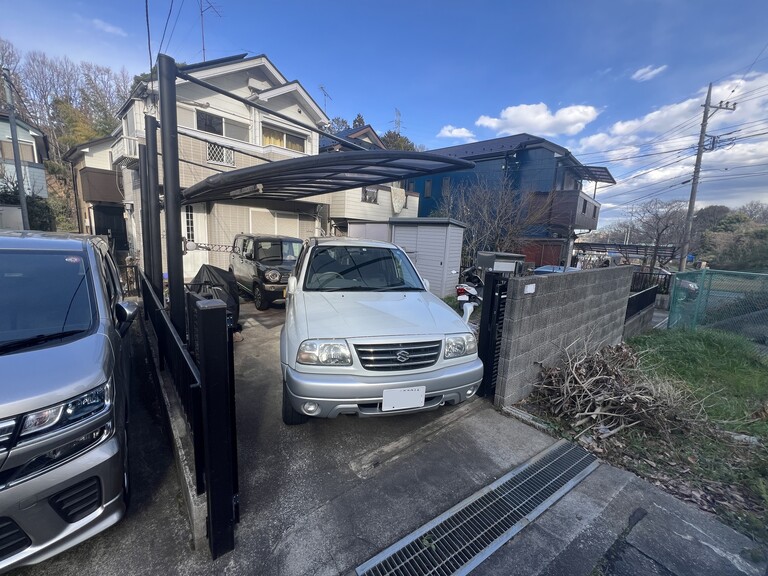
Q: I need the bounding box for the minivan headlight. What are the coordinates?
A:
[297,340,352,366]
[20,382,112,438]
[265,269,281,283]
[444,333,478,359]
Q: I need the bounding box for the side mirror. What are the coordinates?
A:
[287,276,297,295]
[116,300,139,336]
[423,278,430,292]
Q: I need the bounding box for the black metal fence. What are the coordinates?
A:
[139,269,238,559]
[626,284,658,321]
[631,271,671,294]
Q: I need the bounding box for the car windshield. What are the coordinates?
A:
[0,250,94,347]
[257,240,302,264]
[304,246,424,292]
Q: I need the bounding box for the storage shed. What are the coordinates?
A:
[390,218,466,298]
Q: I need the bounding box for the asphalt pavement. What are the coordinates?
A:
[14,301,766,576]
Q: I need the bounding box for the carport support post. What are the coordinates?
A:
[158,54,185,337]
[145,114,163,296]
[195,299,236,559]
[138,144,153,285]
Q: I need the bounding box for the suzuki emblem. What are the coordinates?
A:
[396,350,410,363]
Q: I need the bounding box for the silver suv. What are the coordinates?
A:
[280,237,483,424]
[0,231,137,571]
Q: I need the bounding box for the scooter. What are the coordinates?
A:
[453,266,484,324]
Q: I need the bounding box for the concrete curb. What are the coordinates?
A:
[138,310,208,552]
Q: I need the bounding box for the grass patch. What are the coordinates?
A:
[528,328,768,544]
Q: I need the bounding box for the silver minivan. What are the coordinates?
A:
[0,231,137,571]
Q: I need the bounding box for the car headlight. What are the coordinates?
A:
[20,382,112,438]
[444,333,478,359]
[265,269,281,283]
[297,340,352,366]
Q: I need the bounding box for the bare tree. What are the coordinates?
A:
[631,199,687,270]
[738,200,768,225]
[434,176,555,263]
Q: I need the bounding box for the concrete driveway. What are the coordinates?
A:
[16,302,766,576]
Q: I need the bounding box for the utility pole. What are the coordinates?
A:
[2,68,30,230]
[678,83,736,271]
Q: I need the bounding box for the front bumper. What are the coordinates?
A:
[0,435,124,572]
[283,357,484,418]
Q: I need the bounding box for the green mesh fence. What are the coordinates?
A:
[668,269,768,354]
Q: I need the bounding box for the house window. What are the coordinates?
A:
[362,187,378,204]
[593,205,598,218]
[207,142,235,166]
[424,179,432,198]
[582,199,588,214]
[196,110,249,142]
[262,125,305,153]
[185,206,195,242]
[0,141,35,163]
[197,111,223,136]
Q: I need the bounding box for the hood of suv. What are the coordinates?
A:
[298,291,469,339]
[0,333,113,419]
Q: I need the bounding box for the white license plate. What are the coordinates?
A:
[457,295,469,301]
[382,386,426,412]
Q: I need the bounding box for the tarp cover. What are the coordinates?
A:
[186,265,240,325]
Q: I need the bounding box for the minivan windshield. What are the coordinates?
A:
[304,246,424,291]
[0,250,94,347]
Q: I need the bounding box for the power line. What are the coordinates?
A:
[158,0,176,56]
[145,0,154,84]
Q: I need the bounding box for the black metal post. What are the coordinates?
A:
[195,299,236,559]
[158,54,185,337]
[477,272,509,399]
[145,114,163,297]
[138,144,152,282]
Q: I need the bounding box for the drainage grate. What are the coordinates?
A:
[356,440,599,576]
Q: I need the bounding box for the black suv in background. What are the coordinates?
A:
[230,234,302,309]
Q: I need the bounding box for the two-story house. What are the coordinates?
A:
[0,114,49,230]
[109,53,331,276]
[63,136,128,252]
[405,134,615,266]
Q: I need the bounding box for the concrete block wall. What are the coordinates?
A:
[494,266,633,407]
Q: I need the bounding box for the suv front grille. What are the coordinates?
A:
[355,341,442,371]
[0,517,31,561]
[49,477,102,523]
[280,272,291,283]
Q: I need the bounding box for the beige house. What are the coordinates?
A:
[99,54,418,278]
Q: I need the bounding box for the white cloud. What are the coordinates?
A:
[475,103,600,137]
[631,65,668,82]
[91,19,128,37]
[436,125,475,140]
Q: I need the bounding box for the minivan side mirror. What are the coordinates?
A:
[116,300,139,336]
[423,278,430,292]
[287,276,297,295]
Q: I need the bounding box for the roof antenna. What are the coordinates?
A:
[199,0,222,62]
[319,85,332,112]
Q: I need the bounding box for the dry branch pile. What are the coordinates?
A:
[534,342,703,438]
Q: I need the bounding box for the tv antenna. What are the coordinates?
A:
[199,0,222,61]
[319,85,332,112]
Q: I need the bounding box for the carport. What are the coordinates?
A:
[137,53,474,559]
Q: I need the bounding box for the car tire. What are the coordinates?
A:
[282,380,308,425]
[254,284,270,310]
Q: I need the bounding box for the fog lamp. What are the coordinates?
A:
[303,402,320,415]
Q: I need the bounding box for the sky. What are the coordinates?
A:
[2,0,768,226]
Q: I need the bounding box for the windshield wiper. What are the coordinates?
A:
[0,330,85,355]
[373,285,422,292]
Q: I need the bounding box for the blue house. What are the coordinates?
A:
[405,134,614,265]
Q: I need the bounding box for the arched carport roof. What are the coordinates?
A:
[180,150,474,205]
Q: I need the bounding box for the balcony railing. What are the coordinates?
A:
[111,136,140,166]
